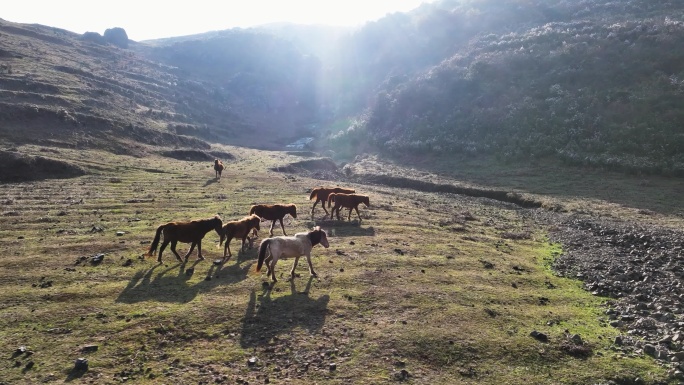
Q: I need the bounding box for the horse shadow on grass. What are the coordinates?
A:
[203,178,220,187]
[239,276,329,348]
[116,250,257,304]
[315,220,376,237]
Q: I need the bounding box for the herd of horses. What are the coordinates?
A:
[145,160,370,282]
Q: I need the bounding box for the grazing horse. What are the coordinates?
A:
[214,159,224,179]
[219,214,261,260]
[328,193,370,221]
[146,215,223,263]
[309,186,356,217]
[249,204,297,236]
[256,227,330,282]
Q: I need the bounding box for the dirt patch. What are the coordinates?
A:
[208,150,235,160]
[359,174,543,208]
[0,150,85,182]
[271,158,338,173]
[285,151,319,157]
[159,149,215,161]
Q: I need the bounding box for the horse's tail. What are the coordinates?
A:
[249,205,257,216]
[147,224,165,256]
[327,193,336,208]
[309,188,320,201]
[256,239,271,272]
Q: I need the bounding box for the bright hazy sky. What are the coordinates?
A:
[2,1,437,41]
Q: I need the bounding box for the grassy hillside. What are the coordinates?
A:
[1,145,678,384]
[330,0,684,175]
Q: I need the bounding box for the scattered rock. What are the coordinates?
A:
[81,345,99,353]
[530,330,548,342]
[91,253,105,264]
[122,259,133,267]
[545,213,684,359]
[74,358,89,371]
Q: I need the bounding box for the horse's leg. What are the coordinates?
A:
[320,199,330,216]
[265,255,273,275]
[311,200,318,217]
[355,206,362,222]
[170,240,184,262]
[348,206,354,221]
[290,255,301,278]
[240,236,247,252]
[305,252,317,277]
[279,218,287,236]
[223,238,231,259]
[196,240,204,260]
[269,221,276,237]
[335,205,342,220]
[270,255,279,282]
[182,242,196,262]
[158,239,171,263]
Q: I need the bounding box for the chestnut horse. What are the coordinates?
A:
[309,187,355,217]
[256,227,329,282]
[328,193,370,221]
[220,214,261,260]
[249,204,297,236]
[146,215,223,263]
[214,159,224,179]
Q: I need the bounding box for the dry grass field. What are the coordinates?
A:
[0,145,676,384]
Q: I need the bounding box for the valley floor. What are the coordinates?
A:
[0,145,680,384]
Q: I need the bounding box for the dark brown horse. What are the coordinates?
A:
[220,214,261,260]
[214,159,224,179]
[328,193,370,221]
[309,187,355,217]
[146,215,223,263]
[249,204,297,236]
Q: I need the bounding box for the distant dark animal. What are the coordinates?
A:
[214,159,224,179]
[249,204,297,236]
[219,214,261,260]
[308,186,355,217]
[256,226,330,282]
[146,215,223,263]
[328,193,370,221]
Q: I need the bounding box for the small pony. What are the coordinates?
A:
[256,226,330,282]
[214,159,224,179]
[219,214,261,260]
[249,204,297,237]
[146,215,223,263]
[328,193,370,221]
[309,186,356,217]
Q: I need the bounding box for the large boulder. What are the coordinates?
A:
[103,27,129,48]
[81,32,105,44]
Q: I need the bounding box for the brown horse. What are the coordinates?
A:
[328,193,370,221]
[256,226,330,282]
[146,215,223,263]
[249,204,297,236]
[309,187,355,217]
[219,214,261,260]
[214,159,224,179]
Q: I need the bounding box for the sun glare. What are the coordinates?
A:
[3,0,435,41]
